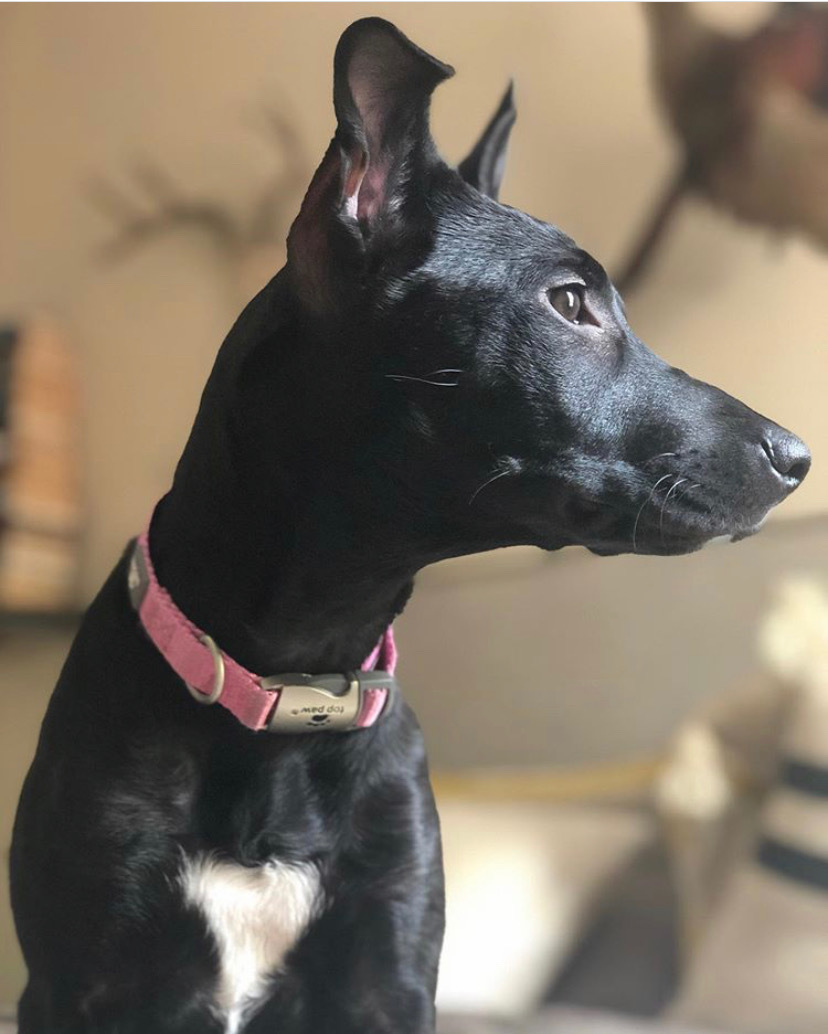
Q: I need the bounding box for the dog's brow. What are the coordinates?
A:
[572,250,610,287]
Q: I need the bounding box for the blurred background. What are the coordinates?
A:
[1,3,828,1032]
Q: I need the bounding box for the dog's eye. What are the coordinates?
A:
[548,285,584,324]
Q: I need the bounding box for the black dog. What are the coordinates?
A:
[11,18,810,1034]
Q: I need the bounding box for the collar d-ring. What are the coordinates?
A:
[186,634,225,705]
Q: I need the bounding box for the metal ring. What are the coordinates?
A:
[186,634,225,706]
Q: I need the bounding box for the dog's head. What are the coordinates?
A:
[284,19,809,561]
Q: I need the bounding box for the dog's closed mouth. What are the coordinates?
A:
[728,517,768,544]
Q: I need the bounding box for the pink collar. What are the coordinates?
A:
[128,522,398,734]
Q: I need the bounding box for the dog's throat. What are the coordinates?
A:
[128,510,400,735]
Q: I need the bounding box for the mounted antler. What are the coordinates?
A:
[88,99,309,298]
[88,162,243,263]
[245,105,308,246]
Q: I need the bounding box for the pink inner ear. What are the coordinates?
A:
[356,160,390,224]
[343,147,367,220]
[342,144,389,226]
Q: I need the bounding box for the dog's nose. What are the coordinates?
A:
[761,428,811,489]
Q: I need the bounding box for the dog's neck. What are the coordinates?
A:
[150,476,416,678]
[146,276,419,677]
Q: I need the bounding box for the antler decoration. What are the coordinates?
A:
[88,162,243,263]
[245,107,307,245]
[617,2,828,294]
[88,102,308,296]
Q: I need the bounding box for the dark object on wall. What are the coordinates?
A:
[617,3,828,293]
[87,106,309,302]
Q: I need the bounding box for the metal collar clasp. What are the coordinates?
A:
[261,672,362,733]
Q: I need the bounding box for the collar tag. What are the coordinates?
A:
[261,672,396,733]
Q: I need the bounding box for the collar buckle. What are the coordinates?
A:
[261,673,362,733]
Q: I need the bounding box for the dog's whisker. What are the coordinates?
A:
[644,451,677,464]
[632,473,674,553]
[660,477,689,541]
[386,376,460,387]
[386,369,463,388]
[674,481,701,506]
[468,467,512,506]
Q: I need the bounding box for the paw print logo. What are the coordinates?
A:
[307,714,330,728]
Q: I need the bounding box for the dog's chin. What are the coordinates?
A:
[729,518,766,542]
[526,492,771,559]
[533,526,710,558]
[583,520,766,558]
[585,536,706,558]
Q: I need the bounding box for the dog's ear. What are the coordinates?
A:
[457,83,516,201]
[333,18,454,225]
[288,19,453,310]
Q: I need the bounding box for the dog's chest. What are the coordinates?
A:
[180,854,322,1033]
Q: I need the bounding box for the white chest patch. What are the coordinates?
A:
[180,854,322,1034]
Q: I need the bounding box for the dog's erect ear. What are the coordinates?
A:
[333,18,454,225]
[457,83,516,201]
[288,19,453,310]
